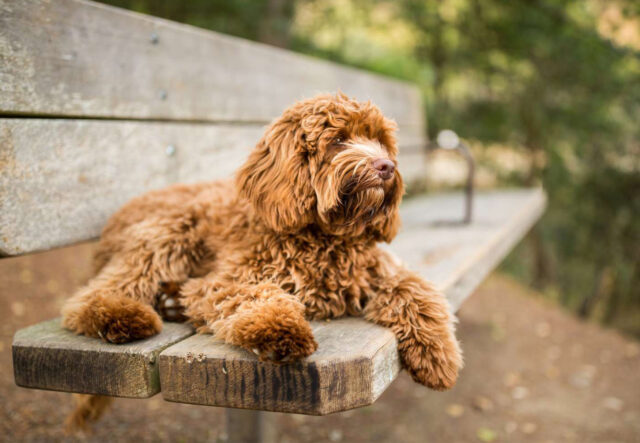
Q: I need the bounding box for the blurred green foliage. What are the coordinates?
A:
[100,0,639,335]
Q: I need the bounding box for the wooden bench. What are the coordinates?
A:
[2,1,546,441]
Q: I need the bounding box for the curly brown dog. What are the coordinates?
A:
[62,93,462,398]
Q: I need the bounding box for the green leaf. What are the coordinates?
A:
[476,427,498,442]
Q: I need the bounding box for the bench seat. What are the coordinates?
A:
[12,189,546,413]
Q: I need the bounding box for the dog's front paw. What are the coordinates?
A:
[96,298,163,344]
[402,335,463,390]
[63,292,163,344]
[232,308,318,363]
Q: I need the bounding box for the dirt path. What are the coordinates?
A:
[1,244,638,442]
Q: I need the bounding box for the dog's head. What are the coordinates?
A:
[237,93,404,241]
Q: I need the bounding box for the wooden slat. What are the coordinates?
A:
[157,189,545,413]
[159,318,399,415]
[12,319,194,397]
[0,0,424,129]
[11,190,544,405]
[387,188,547,310]
[0,119,425,256]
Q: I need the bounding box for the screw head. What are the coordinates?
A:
[165,145,176,156]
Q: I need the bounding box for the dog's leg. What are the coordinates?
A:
[181,277,318,362]
[364,256,462,390]
[62,214,205,343]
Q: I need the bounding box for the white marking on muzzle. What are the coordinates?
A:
[346,140,386,157]
[347,140,386,177]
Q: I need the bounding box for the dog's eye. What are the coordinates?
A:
[332,136,344,145]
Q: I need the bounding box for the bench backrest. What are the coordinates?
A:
[0,0,427,257]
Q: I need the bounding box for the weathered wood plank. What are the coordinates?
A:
[0,119,425,256]
[159,318,399,415]
[0,0,424,129]
[12,190,544,407]
[157,189,545,413]
[387,188,547,310]
[12,319,194,397]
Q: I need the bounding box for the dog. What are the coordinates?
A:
[62,93,462,427]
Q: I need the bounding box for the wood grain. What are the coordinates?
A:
[159,318,399,415]
[0,0,424,129]
[12,319,193,397]
[0,119,426,256]
[387,188,547,310]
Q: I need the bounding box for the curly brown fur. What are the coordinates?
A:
[62,94,462,420]
[65,394,113,433]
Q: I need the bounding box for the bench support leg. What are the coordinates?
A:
[226,409,274,443]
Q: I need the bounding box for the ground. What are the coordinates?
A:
[0,243,638,442]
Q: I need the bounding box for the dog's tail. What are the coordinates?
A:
[65,394,113,433]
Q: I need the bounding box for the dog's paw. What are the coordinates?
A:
[232,308,318,364]
[403,337,463,391]
[407,359,459,391]
[97,298,163,344]
[250,325,318,363]
[63,293,163,344]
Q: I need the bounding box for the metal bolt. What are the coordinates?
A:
[436,129,460,150]
[159,89,168,100]
[165,145,176,156]
[430,129,476,224]
[150,32,159,44]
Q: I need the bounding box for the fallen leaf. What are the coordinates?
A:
[146,399,160,411]
[45,279,60,294]
[476,427,497,442]
[472,396,494,412]
[522,422,538,434]
[504,421,517,434]
[569,374,590,388]
[503,371,521,387]
[569,365,597,388]
[328,429,343,442]
[511,386,529,400]
[544,365,560,379]
[19,269,33,284]
[625,343,639,358]
[603,397,623,411]
[535,321,551,338]
[11,302,26,317]
[446,403,465,418]
[490,322,506,342]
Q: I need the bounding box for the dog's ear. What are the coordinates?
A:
[236,119,316,232]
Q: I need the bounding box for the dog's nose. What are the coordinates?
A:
[372,158,395,180]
